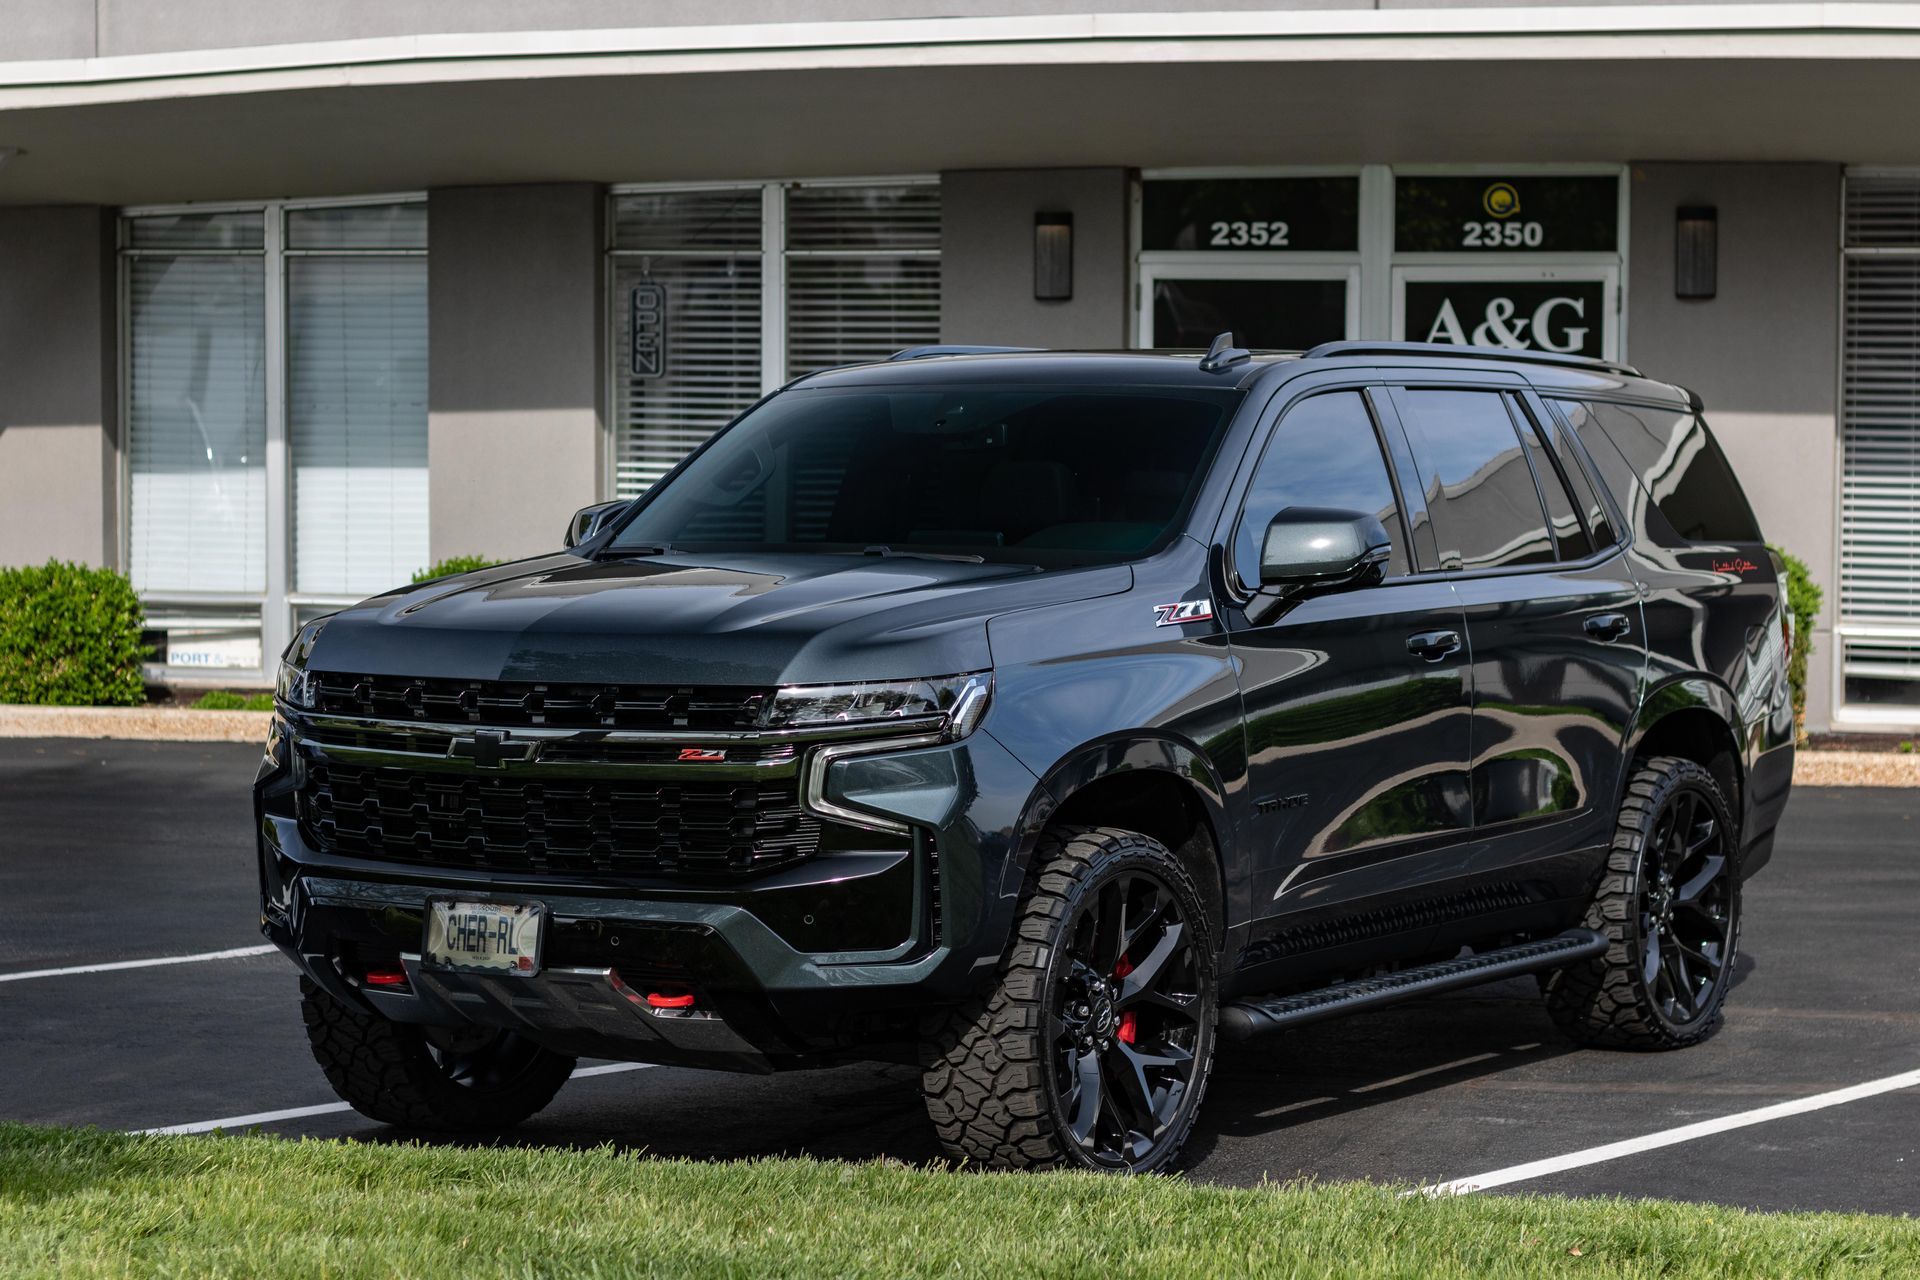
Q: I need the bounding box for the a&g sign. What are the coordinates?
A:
[1401,279,1607,359]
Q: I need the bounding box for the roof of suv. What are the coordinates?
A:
[799,341,1694,407]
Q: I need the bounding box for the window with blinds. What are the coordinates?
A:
[786,183,942,377]
[123,198,430,675]
[1841,174,1920,712]
[126,249,268,595]
[609,180,940,500]
[288,204,429,596]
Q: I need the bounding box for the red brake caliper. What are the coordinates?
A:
[1113,954,1138,1044]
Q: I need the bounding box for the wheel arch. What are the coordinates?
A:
[1004,732,1231,934]
[1625,676,1747,823]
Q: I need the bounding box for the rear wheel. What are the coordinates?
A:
[1543,756,1741,1050]
[300,977,576,1130]
[921,826,1217,1172]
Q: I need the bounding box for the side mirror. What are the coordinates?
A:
[565,500,630,549]
[1259,507,1392,591]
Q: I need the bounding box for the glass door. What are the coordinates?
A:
[1139,263,1359,350]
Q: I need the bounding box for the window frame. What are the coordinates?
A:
[1218,377,1419,600]
[119,192,428,681]
[1382,371,1634,580]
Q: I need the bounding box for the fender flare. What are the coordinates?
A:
[997,730,1233,904]
[1617,673,1748,811]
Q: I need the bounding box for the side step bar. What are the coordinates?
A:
[1218,928,1608,1042]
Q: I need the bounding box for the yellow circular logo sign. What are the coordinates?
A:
[1482,182,1521,219]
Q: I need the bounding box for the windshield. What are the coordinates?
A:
[607,384,1240,566]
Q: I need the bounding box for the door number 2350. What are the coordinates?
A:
[1209,220,1291,247]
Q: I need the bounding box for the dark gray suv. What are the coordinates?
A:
[259,337,1795,1173]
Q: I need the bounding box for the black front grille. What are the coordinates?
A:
[299,758,820,880]
[309,672,770,733]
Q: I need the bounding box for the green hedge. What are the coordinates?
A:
[0,561,149,706]
[1771,545,1824,741]
[190,690,274,712]
[412,555,502,584]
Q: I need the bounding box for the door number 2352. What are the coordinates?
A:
[1209,220,1291,247]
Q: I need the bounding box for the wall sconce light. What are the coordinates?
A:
[1034,212,1073,301]
[1675,205,1717,300]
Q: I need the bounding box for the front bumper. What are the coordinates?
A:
[256,717,1042,1071]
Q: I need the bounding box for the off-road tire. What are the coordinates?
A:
[1543,756,1741,1050]
[300,977,576,1130]
[920,825,1217,1172]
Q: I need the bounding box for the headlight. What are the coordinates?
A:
[275,659,315,710]
[759,672,991,740]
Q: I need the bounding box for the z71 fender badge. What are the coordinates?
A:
[1152,599,1215,627]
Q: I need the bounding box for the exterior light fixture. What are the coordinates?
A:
[1034,212,1073,301]
[1675,205,1717,300]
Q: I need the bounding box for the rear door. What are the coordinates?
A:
[1387,374,1646,869]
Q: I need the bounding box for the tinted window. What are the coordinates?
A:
[1539,406,1619,549]
[610,385,1238,566]
[1234,390,1408,584]
[1555,400,1761,545]
[1512,399,1594,561]
[1397,389,1556,571]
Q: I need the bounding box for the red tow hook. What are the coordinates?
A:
[363,968,409,990]
[646,990,696,1010]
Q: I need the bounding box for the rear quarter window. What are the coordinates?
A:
[1551,399,1762,546]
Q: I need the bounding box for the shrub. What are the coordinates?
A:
[0,561,149,706]
[1769,545,1824,742]
[412,555,502,584]
[191,690,273,712]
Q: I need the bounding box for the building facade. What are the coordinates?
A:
[0,2,1916,732]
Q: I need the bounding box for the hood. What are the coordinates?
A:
[302,551,1131,687]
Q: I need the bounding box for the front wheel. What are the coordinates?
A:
[1543,756,1742,1050]
[921,826,1217,1172]
[300,977,577,1130]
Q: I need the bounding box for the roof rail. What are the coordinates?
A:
[1198,331,1252,373]
[1301,340,1641,379]
[887,345,1042,361]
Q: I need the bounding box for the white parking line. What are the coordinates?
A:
[135,1062,658,1136]
[1424,1065,1920,1195]
[0,944,279,984]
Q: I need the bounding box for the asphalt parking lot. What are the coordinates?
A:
[2,737,1914,1214]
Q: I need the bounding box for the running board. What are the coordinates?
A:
[1218,928,1608,1042]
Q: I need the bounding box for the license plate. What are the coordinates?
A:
[424,900,544,976]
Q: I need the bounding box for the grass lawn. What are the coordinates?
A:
[1,1122,1914,1278]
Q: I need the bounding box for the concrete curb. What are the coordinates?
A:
[2,705,1915,785]
[0,704,271,744]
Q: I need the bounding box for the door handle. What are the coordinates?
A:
[1406,629,1462,662]
[1584,612,1633,643]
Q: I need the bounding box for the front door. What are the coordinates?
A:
[1216,383,1474,967]
[1140,264,1358,350]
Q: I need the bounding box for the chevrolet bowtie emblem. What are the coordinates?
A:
[448,729,538,770]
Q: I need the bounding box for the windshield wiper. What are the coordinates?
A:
[861,545,987,564]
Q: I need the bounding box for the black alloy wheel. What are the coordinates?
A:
[1049,870,1207,1169]
[921,826,1218,1172]
[1636,782,1735,1027]
[1543,756,1742,1050]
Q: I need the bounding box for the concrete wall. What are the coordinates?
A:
[941,168,1131,349]
[1626,162,1842,729]
[427,184,603,563]
[0,206,117,568]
